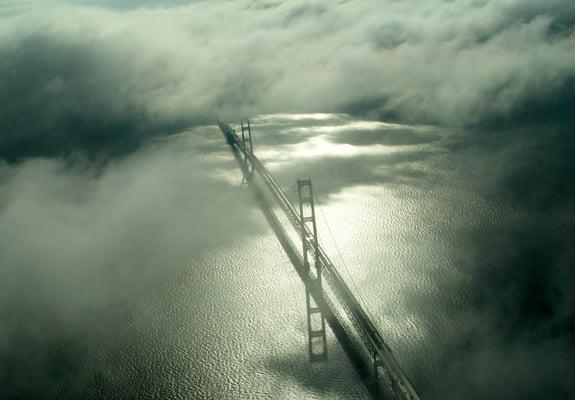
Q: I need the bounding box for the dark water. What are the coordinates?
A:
[1,113,573,399]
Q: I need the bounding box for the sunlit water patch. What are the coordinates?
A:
[1,112,538,400]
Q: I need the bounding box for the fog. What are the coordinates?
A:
[0,1,574,399]
[1,0,575,159]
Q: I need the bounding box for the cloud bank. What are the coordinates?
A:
[0,128,267,399]
[0,1,574,399]
[1,0,575,159]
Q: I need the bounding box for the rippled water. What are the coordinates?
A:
[2,113,537,399]
[104,113,499,399]
[103,112,510,400]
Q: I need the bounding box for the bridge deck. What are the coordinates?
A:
[219,122,421,400]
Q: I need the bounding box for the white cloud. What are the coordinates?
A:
[1,0,574,159]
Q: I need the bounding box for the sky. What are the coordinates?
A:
[0,1,574,399]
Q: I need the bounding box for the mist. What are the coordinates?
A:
[0,128,268,398]
[2,0,575,160]
[1,1,574,399]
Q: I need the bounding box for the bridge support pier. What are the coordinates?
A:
[298,179,327,362]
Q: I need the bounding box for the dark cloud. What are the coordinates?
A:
[403,124,575,399]
[1,0,575,160]
[0,28,200,161]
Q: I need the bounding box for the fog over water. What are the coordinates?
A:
[1,1,574,400]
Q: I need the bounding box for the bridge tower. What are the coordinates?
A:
[297,179,328,362]
[240,119,254,183]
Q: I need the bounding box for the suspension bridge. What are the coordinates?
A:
[219,119,421,400]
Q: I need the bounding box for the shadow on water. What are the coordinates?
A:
[272,150,440,203]
[264,349,370,398]
[264,340,396,400]
[328,128,441,147]
[241,160,395,400]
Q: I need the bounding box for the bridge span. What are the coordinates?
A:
[219,120,421,400]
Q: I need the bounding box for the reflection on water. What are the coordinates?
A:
[165,112,486,399]
[3,112,556,399]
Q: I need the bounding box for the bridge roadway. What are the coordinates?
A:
[219,122,421,400]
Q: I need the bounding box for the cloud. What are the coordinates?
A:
[1,0,575,159]
[247,113,575,399]
[0,1,574,399]
[399,121,575,399]
[0,127,265,399]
